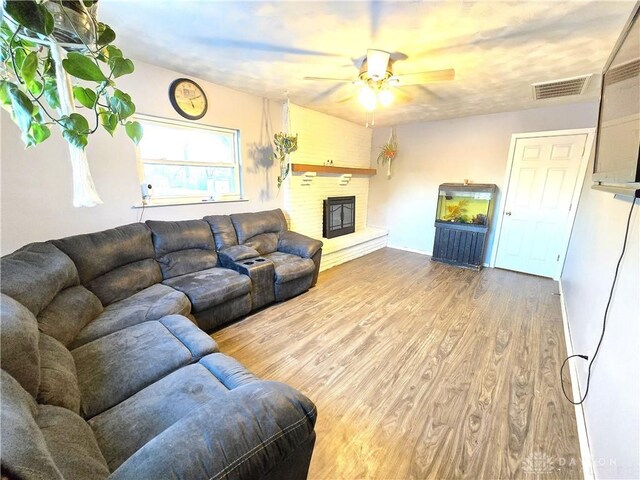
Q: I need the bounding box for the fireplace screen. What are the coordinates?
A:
[323,196,355,238]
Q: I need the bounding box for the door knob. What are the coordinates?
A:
[505,211,512,216]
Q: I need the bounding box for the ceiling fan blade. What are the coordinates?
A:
[389,86,413,105]
[304,76,354,83]
[404,84,445,102]
[309,83,348,103]
[395,68,455,86]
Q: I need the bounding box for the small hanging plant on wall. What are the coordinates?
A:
[274,131,298,188]
[377,128,397,178]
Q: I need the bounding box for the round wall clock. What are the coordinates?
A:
[168,78,208,120]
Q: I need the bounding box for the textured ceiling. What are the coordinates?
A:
[100,1,636,126]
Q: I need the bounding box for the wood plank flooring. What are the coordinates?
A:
[212,248,582,480]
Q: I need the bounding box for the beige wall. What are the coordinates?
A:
[367,102,600,263]
[1,61,283,255]
[562,154,639,479]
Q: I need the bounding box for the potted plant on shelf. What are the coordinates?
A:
[0,0,141,206]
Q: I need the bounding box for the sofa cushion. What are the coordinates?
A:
[89,354,255,470]
[263,252,316,284]
[244,232,279,255]
[37,286,103,348]
[72,315,218,418]
[0,370,64,480]
[163,267,251,313]
[278,230,323,259]
[108,376,317,480]
[146,219,218,279]
[0,242,78,316]
[230,209,288,244]
[0,294,40,398]
[70,283,191,349]
[53,223,162,305]
[37,333,81,414]
[37,404,110,480]
[203,214,238,250]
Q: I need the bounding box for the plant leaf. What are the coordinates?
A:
[105,45,123,59]
[62,52,107,82]
[43,79,60,109]
[20,51,38,85]
[13,48,26,72]
[29,122,51,143]
[60,113,90,133]
[7,85,34,133]
[125,121,143,144]
[72,86,97,108]
[108,89,135,120]
[99,111,118,136]
[0,80,12,106]
[63,129,88,149]
[4,0,54,36]
[27,79,43,97]
[97,23,116,46]
[109,57,134,78]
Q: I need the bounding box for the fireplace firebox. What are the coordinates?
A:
[323,196,355,238]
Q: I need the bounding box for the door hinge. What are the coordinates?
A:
[557,254,560,261]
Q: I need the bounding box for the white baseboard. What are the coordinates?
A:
[559,280,594,480]
[386,244,431,256]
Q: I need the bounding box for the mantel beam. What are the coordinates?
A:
[291,163,377,176]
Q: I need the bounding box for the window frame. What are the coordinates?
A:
[134,114,243,205]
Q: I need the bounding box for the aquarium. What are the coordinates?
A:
[435,184,496,226]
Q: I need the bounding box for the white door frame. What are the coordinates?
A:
[489,128,595,280]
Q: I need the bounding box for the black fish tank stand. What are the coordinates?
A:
[432,183,497,270]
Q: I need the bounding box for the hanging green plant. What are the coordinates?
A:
[0,0,142,149]
[376,128,397,178]
[273,131,298,188]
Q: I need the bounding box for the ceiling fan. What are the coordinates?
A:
[304,49,455,110]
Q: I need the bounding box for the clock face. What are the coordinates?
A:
[169,78,208,120]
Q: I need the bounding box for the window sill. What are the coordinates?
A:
[132,197,249,209]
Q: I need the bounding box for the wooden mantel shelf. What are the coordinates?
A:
[291,163,377,176]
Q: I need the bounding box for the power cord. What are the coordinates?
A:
[138,204,146,223]
[561,197,636,405]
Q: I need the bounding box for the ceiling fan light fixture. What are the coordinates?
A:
[378,88,394,107]
[366,49,391,80]
[358,86,377,111]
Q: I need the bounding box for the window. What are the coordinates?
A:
[136,115,242,203]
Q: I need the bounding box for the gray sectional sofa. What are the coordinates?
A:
[0,209,322,480]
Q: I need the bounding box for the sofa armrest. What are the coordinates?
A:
[219,245,260,265]
[278,231,323,259]
[109,381,317,480]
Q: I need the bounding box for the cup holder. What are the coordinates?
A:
[255,258,266,262]
[243,261,255,265]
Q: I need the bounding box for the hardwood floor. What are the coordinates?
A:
[212,248,582,480]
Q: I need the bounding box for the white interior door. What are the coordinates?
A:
[495,133,588,278]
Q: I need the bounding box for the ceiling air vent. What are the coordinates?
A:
[531,75,592,100]
[604,58,640,86]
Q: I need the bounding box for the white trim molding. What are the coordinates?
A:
[559,280,595,480]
